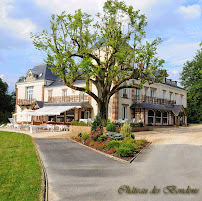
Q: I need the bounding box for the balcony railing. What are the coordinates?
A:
[134,95,176,105]
[17,99,35,106]
[48,94,89,103]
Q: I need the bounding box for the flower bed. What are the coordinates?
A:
[71,129,149,162]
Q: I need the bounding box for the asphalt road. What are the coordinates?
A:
[35,139,202,201]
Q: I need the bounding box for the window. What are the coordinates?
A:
[162,91,166,99]
[145,88,148,96]
[122,106,127,119]
[148,110,154,124]
[150,89,155,97]
[48,90,52,98]
[155,111,162,124]
[123,88,127,97]
[170,93,173,100]
[26,87,33,99]
[81,110,90,119]
[63,90,67,96]
[135,88,140,96]
[163,112,168,125]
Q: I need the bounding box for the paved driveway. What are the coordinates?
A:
[35,138,202,201]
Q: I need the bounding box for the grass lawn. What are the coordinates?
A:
[0,131,42,201]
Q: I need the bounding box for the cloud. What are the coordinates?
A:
[178,4,201,19]
[0,74,5,79]
[0,0,37,40]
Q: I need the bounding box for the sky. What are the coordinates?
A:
[0,0,201,93]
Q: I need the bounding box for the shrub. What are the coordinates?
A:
[82,132,89,141]
[97,135,107,142]
[147,123,153,126]
[90,141,95,146]
[108,148,117,154]
[78,133,82,137]
[71,121,91,126]
[91,115,103,131]
[116,146,133,157]
[106,123,116,132]
[139,122,143,127]
[94,141,106,150]
[120,123,132,137]
[114,123,124,127]
[131,134,135,139]
[107,133,124,140]
[123,137,135,144]
[136,139,147,147]
[107,119,111,125]
[90,126,103,141]
[107,140,122,149]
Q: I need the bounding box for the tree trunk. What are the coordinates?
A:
[97,100,109,123]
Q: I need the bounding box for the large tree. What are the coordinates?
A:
[180,42,202,123]
[31,0,166,122]
[0,78,15,123]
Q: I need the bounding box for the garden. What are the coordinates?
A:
[71,116,149,161]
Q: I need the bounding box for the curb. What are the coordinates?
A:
[129,142,152,163]
[33,140,48,201]
[67,137,130,164]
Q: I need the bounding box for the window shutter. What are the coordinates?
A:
[121,89,123,97]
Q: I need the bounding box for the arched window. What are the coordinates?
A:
[148,110,154,124]
[155,110,162,124]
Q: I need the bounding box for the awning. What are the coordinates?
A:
[37,106,81,115]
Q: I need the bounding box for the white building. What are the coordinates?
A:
[15,64,187,126]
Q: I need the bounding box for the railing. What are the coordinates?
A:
[48,95,89,103]
[17,99,35,106]
[134,95,176,105]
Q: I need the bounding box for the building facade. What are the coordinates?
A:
[15,64,187,126]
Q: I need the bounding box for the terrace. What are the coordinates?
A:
[48,94,89,103]
[134,95,176,105]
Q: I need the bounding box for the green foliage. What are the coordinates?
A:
[180,42,202,123]
[130,122,143,127]
[106,123,116,131]
[107,119,111,124]
[90,126,103,141]
[116,145,133,157]
[120,123,132,137]
[82,132,89,141]
[97,135,107,142]
[146,123,153,126]
[0,78,15,123]
[136,139,147,147]
[71,121,91,126]
[123,137,134,144]
[91,115,103,131]
[131,134,135,139]
[106,140,122,149]
[106,132,124,140]
[78,133,82,137]
[31,0,166,122]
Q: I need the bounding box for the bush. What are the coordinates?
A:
[94,141,106,150]
[97,135,107,142]
[71,121,91,126]
[130,122,143,127]
[78,133,82,137]
[131,134,135,139]
[91,115,103,131]
[136,139,147,147]
[120,123,132,137]
[82,132,89,141]
[123,137,135,144]
[114,123,124,127]
[108,148,117,154]
[107,119,111,125]
[147,123,153,126]
[116,146,133,157]
[107,140,122,149]
[106,123,116,132]
[107,133,124,140]
[90,126,103,141]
